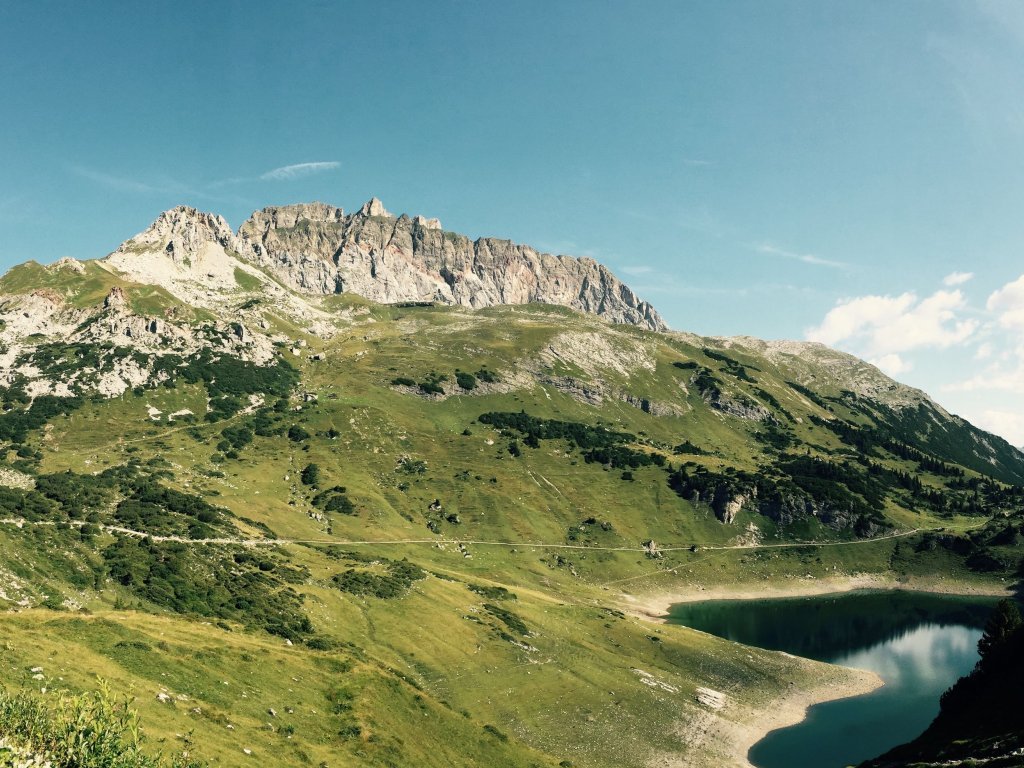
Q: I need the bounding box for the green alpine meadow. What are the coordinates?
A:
[0,201,1021,767]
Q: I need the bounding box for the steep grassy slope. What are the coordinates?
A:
[2,266,1023,766]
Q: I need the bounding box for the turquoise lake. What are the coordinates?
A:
[666,591,996,768]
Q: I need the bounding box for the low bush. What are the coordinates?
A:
[0,684,204,767]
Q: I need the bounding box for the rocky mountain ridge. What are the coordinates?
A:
[2,199,1022,485]
[105,199,667,331]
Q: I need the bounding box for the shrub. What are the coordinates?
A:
[333,558,425,599]
[324,495,355,515]
[287,425,311,442]
[483,603,529,635]
[301,463,321,487]
[483,724,508,742]
[455,372,477,390]
[468,584,516,600]
[103,536,313,640]
[0,684,205,767]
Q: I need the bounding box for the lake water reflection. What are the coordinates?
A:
[666,591,995,768]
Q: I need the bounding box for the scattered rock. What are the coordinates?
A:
[104,286,128,309]
[695,687,729,710]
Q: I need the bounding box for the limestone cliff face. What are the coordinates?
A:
[104,205,246,292]
[236,198,667,331]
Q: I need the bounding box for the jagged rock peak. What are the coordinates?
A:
[413,215,442,230]
[241,202,346,233]
[358,197,391,217]
[235,199,668,331]
[104,205,244,293]
[49,257,86,274]
[145,205,234,243]
[113,205,238,265]
[104,286,127,309]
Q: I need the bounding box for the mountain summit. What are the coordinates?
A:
[106,199,667,331]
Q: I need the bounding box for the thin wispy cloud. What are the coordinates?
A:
[260,161,340,181]
[621,204,720,235]
[71,161,339,206]
[71,165,257,207]
[620,265,654,276]
[756,242,847,269]
[0,195,32,224]
[630,276,810,299]
[71,166,161,194]
[943,270,974,286]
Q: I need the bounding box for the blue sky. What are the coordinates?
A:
[2,1,1024,443]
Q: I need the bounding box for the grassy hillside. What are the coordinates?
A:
[1,278,1022,767]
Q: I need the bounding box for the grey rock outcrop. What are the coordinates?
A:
[104,286,127,309]
[236,198,667,331]
[104,205,245,293]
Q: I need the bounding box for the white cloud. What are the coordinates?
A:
[872,354,913,378]
[870,353,912,376]
[942,271,974,286]
[986,273,1024,328]
[806,289,978,356]
[756,243,846,269]
[260,161,340,181]
[806,292,916,347]
[975,341,994,360]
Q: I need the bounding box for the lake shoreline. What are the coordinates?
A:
[622,576,1008,768]
[619,573,1013,625]
[732,665,884,768]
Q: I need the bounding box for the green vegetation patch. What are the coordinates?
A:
[0,685,204,768]
[467,584,517,601]
[669,458,892,536]
[326,550,426,599]
[478,411,664,469]
[149,350,298,422]
[104,538,312,640]
[482,603,529,636]
[311,485,356,515]
[0,387,84,446]
[233,267,263,291]
[702,347,758,381]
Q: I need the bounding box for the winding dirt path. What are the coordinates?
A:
[0,516,981,552]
